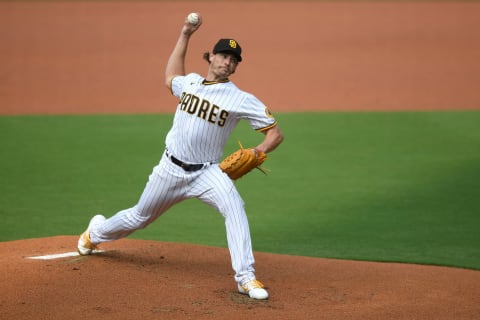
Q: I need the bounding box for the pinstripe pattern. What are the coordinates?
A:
[88,72,276,285]
[166,73,275,163]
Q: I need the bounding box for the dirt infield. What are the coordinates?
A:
[1,1,480,319]
[1,236,480,320]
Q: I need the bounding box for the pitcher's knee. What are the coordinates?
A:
[125,208,151,230]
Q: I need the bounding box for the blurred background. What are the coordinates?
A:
[1,1,479,115]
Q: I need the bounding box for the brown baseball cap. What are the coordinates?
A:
[213,39,242,62]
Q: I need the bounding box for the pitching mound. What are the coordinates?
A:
[1,236,479,319]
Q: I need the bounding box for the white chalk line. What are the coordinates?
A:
[26,250,105,260]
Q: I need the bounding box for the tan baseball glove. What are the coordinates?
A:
[220,142,267,180]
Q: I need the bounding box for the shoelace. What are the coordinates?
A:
[82,231,98,250]
[243,279,265,291]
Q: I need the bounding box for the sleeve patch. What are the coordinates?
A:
[265,107,274,119]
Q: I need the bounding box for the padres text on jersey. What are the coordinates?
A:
[179,92,229,127]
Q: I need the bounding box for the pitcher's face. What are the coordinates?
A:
[208,52,239,80]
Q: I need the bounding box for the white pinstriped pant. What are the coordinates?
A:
[89,152,256,285]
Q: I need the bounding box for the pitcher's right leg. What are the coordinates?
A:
[78,159,186,253]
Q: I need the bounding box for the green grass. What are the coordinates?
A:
[1,111,479,270]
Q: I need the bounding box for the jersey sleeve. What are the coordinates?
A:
[171,73,202,98]
[240,94,277,132]
[171,75,186,98]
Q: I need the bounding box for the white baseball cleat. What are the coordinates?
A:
[238,279,269,300]
[77,215,106,255]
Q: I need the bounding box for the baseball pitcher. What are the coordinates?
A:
[77,13,284,300]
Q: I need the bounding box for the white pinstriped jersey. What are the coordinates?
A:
[165,73,276,164]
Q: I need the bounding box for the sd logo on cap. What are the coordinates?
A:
[213,39,242,62]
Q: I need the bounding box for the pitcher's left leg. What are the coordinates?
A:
[219,191,268,299]
[192,166,268,299]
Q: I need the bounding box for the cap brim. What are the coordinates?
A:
[215,50,242,62]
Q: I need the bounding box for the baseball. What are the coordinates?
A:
[187,12,200,26]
